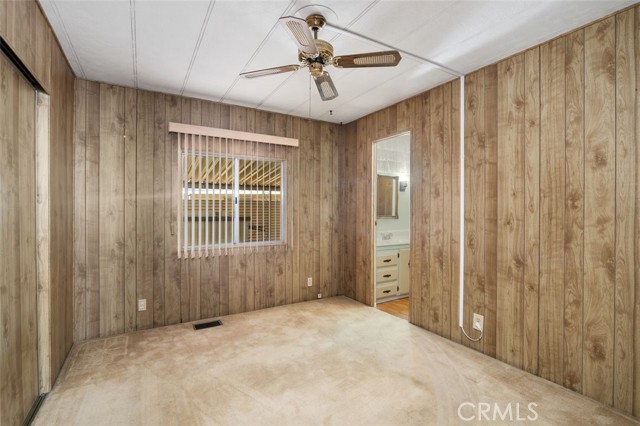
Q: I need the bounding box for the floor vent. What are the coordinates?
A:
[193,320,223,330]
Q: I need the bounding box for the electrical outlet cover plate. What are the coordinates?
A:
[307,277,313,287]
[138,299,147,312]
[317,293,322,299]
[473,313,484,332]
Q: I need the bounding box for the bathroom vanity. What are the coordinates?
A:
[375,243,410,302]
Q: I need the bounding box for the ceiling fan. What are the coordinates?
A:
[240,14,402,101]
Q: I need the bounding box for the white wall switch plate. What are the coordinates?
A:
[307,277,312,287]
[473,313,484,332]
[138,299,147,312]
[317,293,322,299]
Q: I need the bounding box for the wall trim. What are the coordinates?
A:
[169,122,299,147]
[36,91,51,393]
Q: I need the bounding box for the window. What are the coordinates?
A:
[182,153,284,251]
[171,123,297,258]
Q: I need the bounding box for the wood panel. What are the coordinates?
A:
[72,80,87,342]
[419,93,431,330]
[18,66,37,416]
[564,30,584,392]
[99,84,125,337]
[614,8,636,413]
[0,1,51,91]
[496,54,525,369]
[0,52,38,426]
[48,20,75,392]
[635,7,640,418]
[342,4,640,418]
[409,96,422,325]
[539,36,566,384]
[124,88,137,332]
[2,2,88,423]
[523,48,540,375]
[583,16,615,406]
[136,90,155,330]
[483,65,498,357]
[74,82,343,340]
[429,86,444,336]
[464,71,485,352]
[85,81,101,339]
[165,96,182,325]
[442,83,452,339]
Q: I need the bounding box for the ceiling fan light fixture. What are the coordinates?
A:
[314,72,338,101]
[309,62,324,78]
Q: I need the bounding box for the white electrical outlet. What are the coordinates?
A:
[307,277,313,287]
[317,293,322,299]
[138,299,147,312]
[473,313,484,332]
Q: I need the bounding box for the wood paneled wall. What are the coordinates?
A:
[73,82,343,340]
[343,6,640,417]
[342,81,462,335]
[49,31,75,389]
[0,0,75,424]
[0,52,38,426]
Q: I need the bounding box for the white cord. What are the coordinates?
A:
[461,327,483,342]
[456,75,483,342]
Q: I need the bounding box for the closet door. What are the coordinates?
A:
[0,51,38,426]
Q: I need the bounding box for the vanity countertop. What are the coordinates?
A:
[376,230,410,249]
[376,241,410,250]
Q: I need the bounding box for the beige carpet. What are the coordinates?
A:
[35,297,638,426]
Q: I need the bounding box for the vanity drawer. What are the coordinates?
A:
[376,282,398,299]
[376,252,398,267]
[376,267,398,283]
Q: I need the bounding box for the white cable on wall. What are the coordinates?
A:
[459,75,465,329]
[325,21,482,341]
[458,75,482,342]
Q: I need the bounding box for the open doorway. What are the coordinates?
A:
[373,132,410,320]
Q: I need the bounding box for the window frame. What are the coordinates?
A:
[181,151,287,252]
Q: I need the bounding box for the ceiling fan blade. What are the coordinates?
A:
[314,72,338,101]
[333,50,402,68]
[278,16,318,55]
[240,65,300,79]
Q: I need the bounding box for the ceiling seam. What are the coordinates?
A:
[180,0,217,96]
[327,0,382,44]
[47,0,86,78]
[129,0,138,87]
[218,0,298,105]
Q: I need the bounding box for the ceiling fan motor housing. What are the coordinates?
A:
[305,14,326,32]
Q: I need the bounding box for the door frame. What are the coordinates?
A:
[35,91,51,393]
[371,131,412,309]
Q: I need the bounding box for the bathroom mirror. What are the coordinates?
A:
[377,175,399,218]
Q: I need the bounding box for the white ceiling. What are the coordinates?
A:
[40,0,634,124]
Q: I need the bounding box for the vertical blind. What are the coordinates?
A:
[169,123,298,259]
